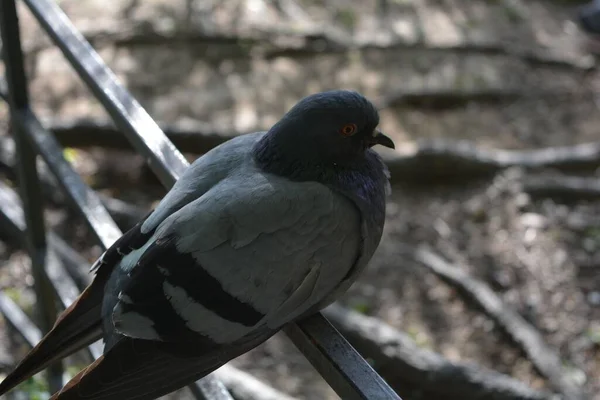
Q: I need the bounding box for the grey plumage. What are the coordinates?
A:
[108,134,362,339]
[0,90,394,400]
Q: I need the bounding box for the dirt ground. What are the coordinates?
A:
[1,0,599,399]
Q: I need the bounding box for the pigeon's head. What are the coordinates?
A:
[255,90,394,174]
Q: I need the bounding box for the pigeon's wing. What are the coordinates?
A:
[0,135,263,396]
[112,171,362,345]
[139,132,265,236]
[50,171,362,400]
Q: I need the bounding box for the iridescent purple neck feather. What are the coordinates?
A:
[252,90,390,232]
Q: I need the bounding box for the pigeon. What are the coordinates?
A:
[0,90,394,400]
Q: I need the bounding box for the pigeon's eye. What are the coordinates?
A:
[340,123,357,136]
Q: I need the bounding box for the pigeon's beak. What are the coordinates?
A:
[367,129,395,149]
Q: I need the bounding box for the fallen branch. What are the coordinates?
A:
[522,175,600,201]
[38,118,600,182]
[379,88,524,109]
[12,117,600,198]
[54,24,596,70]
[213,365,298,400]
[386,140,600,181]
[41,117,230,156]
[561,213,600,232]
[323,304,551,400]
[412,246,585,400]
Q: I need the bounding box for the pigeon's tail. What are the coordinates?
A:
[48,338,222,400]
[48,326,277,400]
[0,276,106,396]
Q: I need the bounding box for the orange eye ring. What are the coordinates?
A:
[340,123,358,136]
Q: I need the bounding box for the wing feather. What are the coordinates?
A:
[50,330,274,400]
[113,171,361,345]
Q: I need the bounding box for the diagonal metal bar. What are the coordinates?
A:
[3,111,234,399]
[13,108,122,249]
[284,314,402,400]
[0,292,43,347]
[0,181,103,359]
[0,179,91,291]
[0,180,86,301]
[22,0,188,188]
[0,124,148,232]
[18,0,401,398]
[0,0,63,392]
[2,3,233,395]
[0,292,98,387]
[46,234,93,290]
[3,75,121,251]
[188,378,233,400]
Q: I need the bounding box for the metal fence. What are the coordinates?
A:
[0,0,402,399]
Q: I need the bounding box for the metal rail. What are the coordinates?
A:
[0,0,63,393]
[0,0,402,398]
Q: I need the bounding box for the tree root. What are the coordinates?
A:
[37,118,600,182]
[522,175,600,201]
[412,246,586,400]
[69,26,596,70]
[323,304,551,400]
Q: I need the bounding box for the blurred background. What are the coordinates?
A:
[0,0,600,399]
